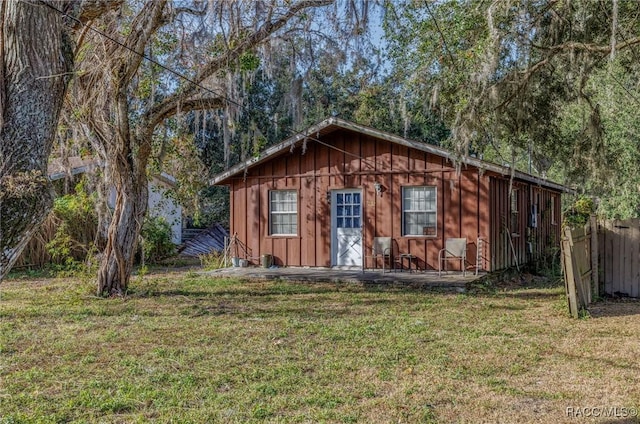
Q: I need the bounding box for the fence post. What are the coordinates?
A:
[562,226,579,318]
[590,215,599,299]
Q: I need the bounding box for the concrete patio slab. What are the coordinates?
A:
[204,266,485,292]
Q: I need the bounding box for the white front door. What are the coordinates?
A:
[331,190,363,266]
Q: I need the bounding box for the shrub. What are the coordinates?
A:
[140,216,176,264]
[44,179,98,270]
[564,196,594,227]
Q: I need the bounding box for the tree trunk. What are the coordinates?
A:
[97,163,148,296]
[95,97,151,295]
[0,1,75,280]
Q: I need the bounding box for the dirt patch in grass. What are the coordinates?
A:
[588,297,640,318]
[1,271,639,423]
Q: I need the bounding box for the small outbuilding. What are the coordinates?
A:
[49,156,183,245]
[212,118,569,272]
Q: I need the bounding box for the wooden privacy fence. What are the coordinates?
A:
[561,217,597,318]
[562,217,640,317]
[599,219,640,298]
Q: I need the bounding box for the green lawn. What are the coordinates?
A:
[1,271,639,423]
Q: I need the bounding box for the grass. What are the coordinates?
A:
[1,271,639,423]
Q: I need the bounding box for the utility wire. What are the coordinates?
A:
[43,1,382,170]
[44,1,246,110]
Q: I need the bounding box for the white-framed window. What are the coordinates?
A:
[269,190,297,235]
[402,186,437,236]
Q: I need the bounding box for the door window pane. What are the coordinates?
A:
[335,191,362,229]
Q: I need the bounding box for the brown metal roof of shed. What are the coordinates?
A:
[211,117,572,193]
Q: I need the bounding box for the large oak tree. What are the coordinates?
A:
[70,0,332,295]
[0,0,116,280]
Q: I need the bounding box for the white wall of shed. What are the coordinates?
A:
[108,178,183,244]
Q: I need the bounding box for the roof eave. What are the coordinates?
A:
[210,118,339,185]
[211,117,572,193]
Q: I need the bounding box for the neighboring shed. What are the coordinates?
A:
[49,157,183,245]
[212,118,570,272]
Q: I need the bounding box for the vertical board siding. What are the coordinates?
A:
[303,146,316,266]
[478,174,491,271]
[489,177,562,271]
[461,171,480,270]
[329,134,342,186]
[236,180,247,257]
[226,128,562,271]
[600,219,640,297]
[316,174,330,266]
[248,180,260,264]
[259,178,271,264]
[631,221,640,297]
[562,225,593,317]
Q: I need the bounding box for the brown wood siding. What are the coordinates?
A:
[226,128,561,271]
[247,180,260,263]
[530,186,562,263]
[489,177,562,270]
[259,178,270,264]
[461,171,480,269]
[478,173,491,271]
[302,173,316,266]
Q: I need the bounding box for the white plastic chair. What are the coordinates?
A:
[438,238,467,276]
[364,237,392,273]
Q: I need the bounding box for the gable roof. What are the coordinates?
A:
[211,117,571,193]
[48,156,177,188]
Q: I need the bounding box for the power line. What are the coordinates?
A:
[43,1,382,170]
[43,1,245,110]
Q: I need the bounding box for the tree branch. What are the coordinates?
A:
[0,2,6,130]
[171,4,207,18]
[116,0,167,85]
[493,57,551,110]
[494,35,640,111]
[142,0,332,130]
[146,97,224,135]
[196,0,332,85]
[77,0,122,23]
[531,35,640,55]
